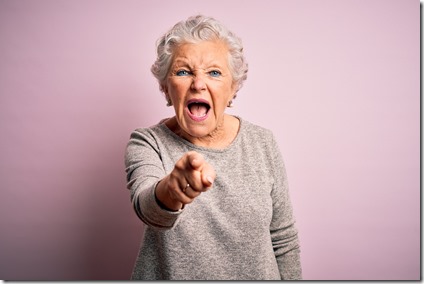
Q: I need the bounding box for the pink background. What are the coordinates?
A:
[0,0,420,280]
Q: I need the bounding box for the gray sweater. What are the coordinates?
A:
[125,117,302,280]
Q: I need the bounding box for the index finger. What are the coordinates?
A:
[186,151,205,171]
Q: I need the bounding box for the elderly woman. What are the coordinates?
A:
[125,15,302,280]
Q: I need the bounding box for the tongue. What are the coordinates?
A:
[190,104,208,117]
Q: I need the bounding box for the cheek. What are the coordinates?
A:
[169,79,189,94]
[167,82,184,101]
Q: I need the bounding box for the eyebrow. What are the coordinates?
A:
[171,59,225,70]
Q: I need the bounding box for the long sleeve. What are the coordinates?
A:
[268,135,302,280]
[125,129,183,229]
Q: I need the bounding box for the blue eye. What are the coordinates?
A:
[176,70,190,76]
[209,70,221,77]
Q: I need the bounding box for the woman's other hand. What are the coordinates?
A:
[155,151,216,211]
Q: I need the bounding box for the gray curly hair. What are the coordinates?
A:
[151,15,248,98]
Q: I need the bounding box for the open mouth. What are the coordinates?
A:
[187,99,211,121]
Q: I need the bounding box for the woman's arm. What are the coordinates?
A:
[268,135,302,280]
[125,129,183,229]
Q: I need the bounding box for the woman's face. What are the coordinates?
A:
[163,40,236,140]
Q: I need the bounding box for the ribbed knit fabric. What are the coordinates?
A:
[124,117,302,280]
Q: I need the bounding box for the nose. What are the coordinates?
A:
[191,74,206,92]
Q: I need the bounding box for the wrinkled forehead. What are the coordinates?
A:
[170,40,230,67]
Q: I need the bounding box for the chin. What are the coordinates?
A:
[184,123,214,138]
[187,128,211,139]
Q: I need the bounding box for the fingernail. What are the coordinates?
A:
[206,176,214,185]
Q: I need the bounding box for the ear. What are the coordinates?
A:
[231,80,240,94]
[164,95,172,106]
[227,93,236,108]
[160,83,173,106]
[161,84,168,95]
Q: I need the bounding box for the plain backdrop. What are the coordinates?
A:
[0,0,420,280]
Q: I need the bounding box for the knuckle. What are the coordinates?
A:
[169,171,178,180]
[168,184,179,195]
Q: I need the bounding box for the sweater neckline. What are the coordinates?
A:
[158,116,245,154]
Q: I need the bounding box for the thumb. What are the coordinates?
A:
[201,164,216,188]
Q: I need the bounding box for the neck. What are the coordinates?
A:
[166,114,239,149]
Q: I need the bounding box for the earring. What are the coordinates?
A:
[166,97,172,107]
[227,100,233,108]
